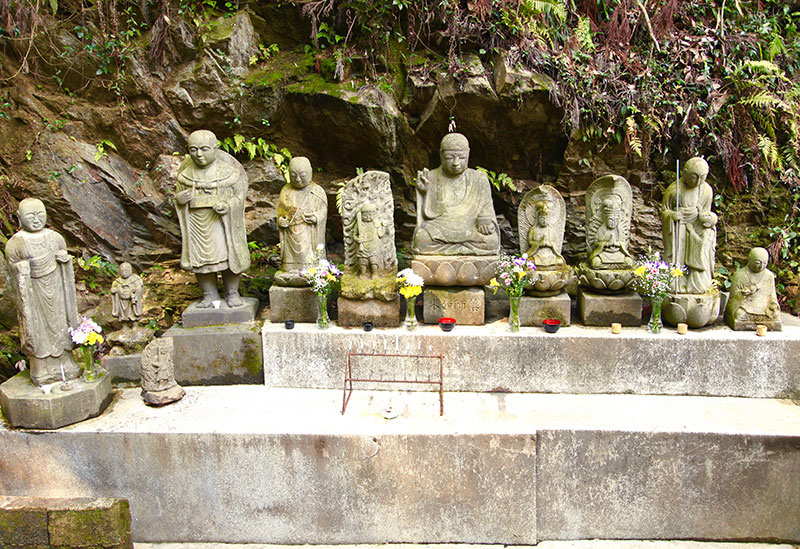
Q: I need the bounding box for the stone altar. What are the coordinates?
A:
[725,247,782,331]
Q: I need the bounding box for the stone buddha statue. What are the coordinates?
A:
[4,198,81,386]
[111,262,144,324]
[524,201,566,268]
[412,133,500,256]
[587,193,634,269]
[174,130,250,308]
[274,156,328,286]
[725,247,782,331]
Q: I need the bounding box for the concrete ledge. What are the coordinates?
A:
[1,387,798,543]
[262,320,800,398]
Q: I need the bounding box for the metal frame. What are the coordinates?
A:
[341,351,444,416]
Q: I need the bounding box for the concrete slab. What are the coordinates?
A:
[181,297,259,328]
[578,289,642,326]
[261,319,800,398]
[1,387,798,543]
[337,297,401,327]
[137,544,799,549]
[268,286,317,323]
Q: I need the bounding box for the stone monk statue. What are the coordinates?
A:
[274,156,328,286]
[174,130,250,308]
[111,262,144,323]
[4,198,81,386]
[725,247,782,330]
[412,133,500,256]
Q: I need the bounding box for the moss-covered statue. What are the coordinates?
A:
[174,130,250,308]
[724,247,782,331]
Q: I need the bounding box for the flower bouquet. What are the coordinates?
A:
[631,249,685,333]
[68,316,105,381]
[489,253,538,331]
[397,268,424,330]
[300,254,342,329]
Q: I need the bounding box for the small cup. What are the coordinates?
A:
[363,321,373,332]
[756,324,768,337]
[611,322,622,334]
[285,320,295,330]
[438,317,456,332]
[677,323,688,335]
[542,318,561,333]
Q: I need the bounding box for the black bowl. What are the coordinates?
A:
[285,320,295,330]
[438,317,456,332]
[542,318,561,333]
[363,321,373,332]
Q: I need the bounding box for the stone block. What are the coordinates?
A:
[0,496,48,546]
[578,289,642,326]
[520,291,571,326]
[0,371,112,429]
[423,286,484,325]
[269,285,317,323]
[412,255,498,286]
[164,322,263,385]
[181,297,259,328]
[101,353,142,382]
[726,315,783,332]
[337,297,401,327]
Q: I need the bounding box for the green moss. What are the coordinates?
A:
[340,274,397,301]
[205,16,235,42]
[240,338,262,378]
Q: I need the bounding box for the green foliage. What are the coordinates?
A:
[476,167,516,192]
[218,134,292,181]
[249,43,280,66]
[94,139,117,162]
[76,255,119,291]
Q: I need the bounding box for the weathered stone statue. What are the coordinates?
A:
[274,156,328,286]
[725,247,782,331]
[140,337,185,406]
[4,198,80,386]
[661,157,720,327]
[413,133,499,257]
[111,262,144,323]
[174,129,250,308]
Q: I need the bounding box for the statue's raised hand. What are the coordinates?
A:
[417,168,431,192]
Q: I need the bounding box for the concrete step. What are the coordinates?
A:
[2,387,799,544]
[136,543,800,549]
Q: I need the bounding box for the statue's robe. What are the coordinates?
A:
[527,225,565,268]
[413,167,500,255]
[111,274,144,321]
[276,182,328,274]
[175,151,250,275]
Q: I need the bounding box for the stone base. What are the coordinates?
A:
[29,353,81,386]
[107,325,154,354]
[142,384,186,407]
[339,273,397,301]
[269,286,317,323]
[520,291,571,326]
[0,370,112,429]
[101,353,143,382]
[726,315,783,332]
[163,322,263,385]
[578,289,642,326]
[423,286,485,325]
[181,297,259,328]
[337,297,401,327]
[412,255,498,286]
[663,292,720,328]
[577,264,636,293]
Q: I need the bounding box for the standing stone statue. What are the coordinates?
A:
[274,156,328,286]
[661,157,720,327]
[725,247,782,331]
[111,262,144,323]
[140,337,185,406]
[413,133,500,257]
[174,129,250,308]
[4,198,80,386]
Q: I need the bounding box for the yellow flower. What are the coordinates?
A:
[670,267,684,277]
[634,265,647,278]
[86,332,104,346]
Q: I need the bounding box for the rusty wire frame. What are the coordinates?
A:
[341,351,444,416]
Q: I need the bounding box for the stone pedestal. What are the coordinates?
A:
[578,289,642,326]
[101,353,142,382]
[663,291,720,328]
[423,286,484,325]
[337,297,400,327]
[521,290,571,326]
[269,286,317,323]
[182,297,259,328]
[412,255,498,286]
[0,371,112,429]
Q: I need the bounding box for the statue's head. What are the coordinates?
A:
[360,201,376,222]
[535,201,551,227]
[18,198,47,233]
[439,133,470,177]
[748,247,769,273]
[601,194,622,228]
[119,262,133,278]
[187,130,218,168]
[289,157,313,189]
[681,157,709,189]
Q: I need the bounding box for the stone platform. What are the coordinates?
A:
[1,386,798,544]
[182,297,259,328]
[261,318,800,398]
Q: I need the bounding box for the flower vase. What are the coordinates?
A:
[405,296,418,330]
[508,295,521,332]
[82,346,99,382]
[316,292,330,330]
[647,299,663,334]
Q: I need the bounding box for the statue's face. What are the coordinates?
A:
[440,148,469,177]
[188,137,218,167]
[120,263,132,278]
[681,170,702,189]
[361,210,374,222]
[290,165,312,189]
[748,252,767,273]
[19,203,47,232]
[604,209,619,228]
[537,211,548,227]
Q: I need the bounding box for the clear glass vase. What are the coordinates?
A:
[82,346,99,382]
[508,295,521,332]
[647,299,663,334]
[316,292,330,330]
[405,296,418,330]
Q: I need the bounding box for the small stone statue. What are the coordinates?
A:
[725,247,782,331]
[587,188,634,269]
[140,337,185,406]
[412,133,500,256]
[519,186,567,269]
[174,129,250,308]
[342,171,396,280]
[111,262,144,323]
[4,198,81,386]
[274,156,328,286]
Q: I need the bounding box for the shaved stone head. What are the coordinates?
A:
[440,132,470,151]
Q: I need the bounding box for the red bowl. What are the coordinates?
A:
[438,317,456,331]
[542,318,561,333]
